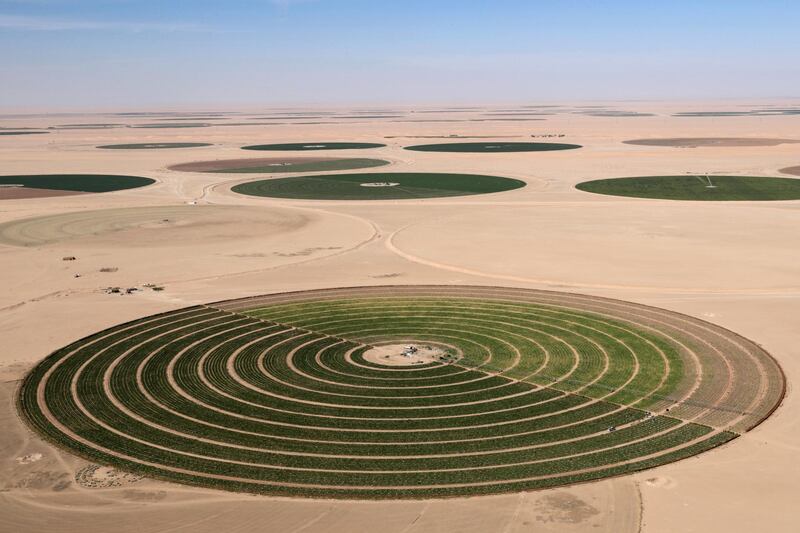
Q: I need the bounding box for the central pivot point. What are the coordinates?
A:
[361,343,456,366]
[359,182,400,187]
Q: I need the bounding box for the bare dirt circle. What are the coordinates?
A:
[779,165,800,176]
[361,343,458,366]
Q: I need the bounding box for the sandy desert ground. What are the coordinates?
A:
[1,101,799,532]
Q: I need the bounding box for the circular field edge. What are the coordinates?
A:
[229,172,527,200]
[242,142,386,151]
[0,131,50,136]
[16,285,785,500]
[622,138,800,148]
[0,174,157,194]
[575,175,800,201]
[97,143,214,150]
[404,142,582,153]
[169,157,391,174]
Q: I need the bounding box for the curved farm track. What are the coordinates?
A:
[18,286,784,499]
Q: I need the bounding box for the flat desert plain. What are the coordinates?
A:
[1,102,799,532]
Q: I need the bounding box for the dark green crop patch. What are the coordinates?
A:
[404,142,582,153]
[231,172,526,200]
[0,174,155,193]
[576,175,800,201]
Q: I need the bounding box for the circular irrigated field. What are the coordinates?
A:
[404,142,582,153]
[130,123,211,129]
[242,142,385,151]
[18,286,784,499]
[231,172,525,200]
[98,143,213,150]
[576,175,800,201]
[623,138,800,148]
[0,174,155,200]
[170,157,390,174]
[0,131,49,136]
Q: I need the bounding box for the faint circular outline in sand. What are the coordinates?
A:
[0,205,313,247]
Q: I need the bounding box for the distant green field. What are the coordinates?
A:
[98,142,213,149]
[404,142,582,152]
[213,158,390,173]
[576,175,800,201]
[0,174,155,193]
[52,124,125,130]
[242,142,386,151]
[0,131,49,136]
[130,123,211,129]
[231,172,526,200]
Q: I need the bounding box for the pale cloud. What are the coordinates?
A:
[268,0,318,8]
[0,13,208,32]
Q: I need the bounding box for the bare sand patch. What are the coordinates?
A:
[75,465,143,489]
[362,343,452,366]
[623,137,800,148]
[15,453,43,465]
[534,492,601,524]
[390,203,800,291]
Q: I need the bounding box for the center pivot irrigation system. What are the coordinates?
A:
[18,286,784,499]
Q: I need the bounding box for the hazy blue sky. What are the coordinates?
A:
[1,0,799,109]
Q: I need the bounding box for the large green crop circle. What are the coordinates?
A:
[0,131,49,136]
[231,172,526,200]
[242,142,385,151]
[18,286,784,499]
[404,142,582,153]
[98,143,213,150]
[0,174,155,194]
[576,175,800,201]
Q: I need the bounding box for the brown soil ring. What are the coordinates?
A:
[90,313,716,465]
[291,306,650,397]
[0,188,90,200]
[215,286,771,428]
[264,301,673,415]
